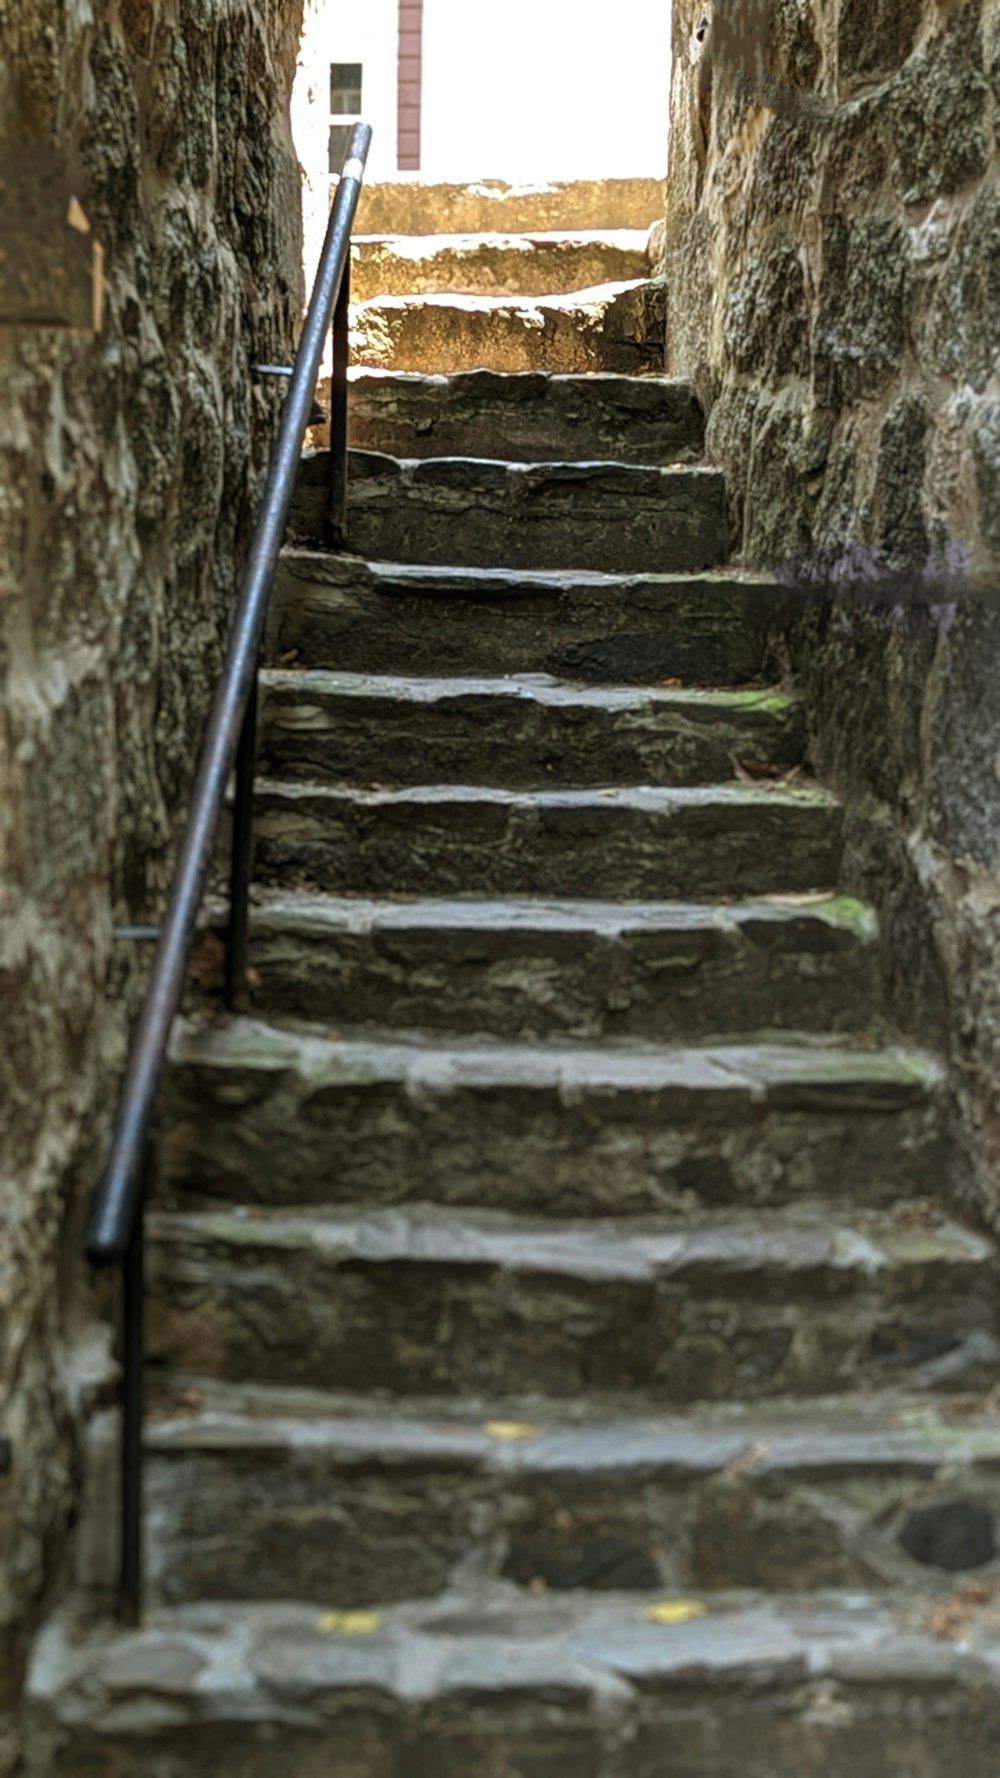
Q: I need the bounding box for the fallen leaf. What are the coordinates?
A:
[484,1421,538,1441]
[645,1600,709,1625]
[655,676,684,689]
[732,758,803,788]
[187,932,226,989]
[317,1611,382,1635]
[926,1582,997,1641]
[943,1385,1000,1419]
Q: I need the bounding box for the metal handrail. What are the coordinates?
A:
[85,122,372,1625]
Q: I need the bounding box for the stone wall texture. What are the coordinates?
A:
[0,0,304,1758]
[664,1,1000,1218]
[665,0,999,583]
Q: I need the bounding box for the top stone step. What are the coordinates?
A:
[355,176,666,238]
[350,230,652,302]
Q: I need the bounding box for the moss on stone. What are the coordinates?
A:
[813,895,879,939]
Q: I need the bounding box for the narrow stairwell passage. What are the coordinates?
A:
[29,179,1000,1776]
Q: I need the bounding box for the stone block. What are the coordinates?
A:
[237,890,881,1044]
[143,1199,996,1401]
[350,281,663,377]
[247,779,842,899]
[256,670,805,788]
[889,12,990,207]
[159,1021,942,1220]
[349,231,650,302]
[291,451,729,575]
[343,370,705,466]
[356,177,666,236]
[270,552,790,685]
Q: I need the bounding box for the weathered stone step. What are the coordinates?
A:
[350,281,663,375]
[145,1200,995,1401]
[290,453,728,575]
[131,1380,1000,1607]
[247,780,841,899]
[344,369,704,464]
[356,174,665,235]
[241,890,881,1042]
[161,1021,939,1218]
[33,1587,1000,1778]
[257,671,805,789]
[271,552,790,686]
[350,230,651,301]
[40,1586,1000,1777]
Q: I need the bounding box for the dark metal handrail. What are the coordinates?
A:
[85,122,372,1626]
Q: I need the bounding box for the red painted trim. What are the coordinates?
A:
[397,0,423,171]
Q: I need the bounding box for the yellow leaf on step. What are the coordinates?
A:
[317,1611,382,1635]
[483,1421,539,1441]
[645,1600,709,1626]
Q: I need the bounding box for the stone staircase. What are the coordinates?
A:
[347,174,666,377]
[27,180,1000,1775]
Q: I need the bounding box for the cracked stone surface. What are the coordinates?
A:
[350,281,665,376]
[142,1198,996,1401]
[246,779,843,899]
[25,1589,1000,1776]
[348,231,652,302]
[159,1019,943,1216]
[101,1385,1000,1607]
[237,888,882,1042]
[342,369,705,464]
[290,451,728,574]
[270,552,790,684]
[356,177,666,235]
[257,670,806,788]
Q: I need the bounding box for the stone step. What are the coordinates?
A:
[343,369,704,464]
[144,1200,996,1401]
[160,1021,938,1218]
[270,553,791,686]
[349,230,652,301]
[350,281,663,376]
[29,1587,1000,1778]
[246,779,842,899]
[126,1380,1000,1607]
[356,174,666,235]
[240,890,882,1042]
[290,453,727,576]
[257,671,806,789]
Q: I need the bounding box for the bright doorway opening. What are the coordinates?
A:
[292,0,671,284]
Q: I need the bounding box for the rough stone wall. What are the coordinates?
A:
[664,0,999,582]
[0,0,303,1756]
[663,1,1000,1219]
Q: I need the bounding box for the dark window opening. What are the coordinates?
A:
[330,62,363,114]
[329,62,363,173]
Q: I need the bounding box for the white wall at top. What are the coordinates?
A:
[294,0,399,178]
[292,0,399,294]
[420,0,671,182]
[291,0,672,295]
